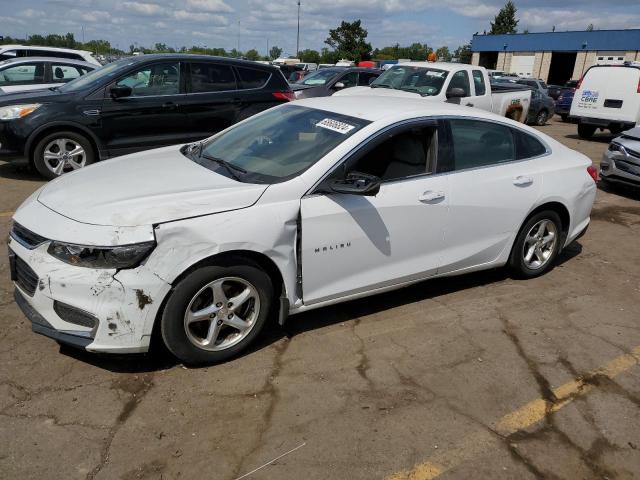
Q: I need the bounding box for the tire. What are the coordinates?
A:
[577,124,596,139]
[535,109,549,126]
[161,261,273,365]
[33,130,95,180]
[509,211,564,279]
[560,114,568,123]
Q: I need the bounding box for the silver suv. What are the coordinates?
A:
[601,127,640,189]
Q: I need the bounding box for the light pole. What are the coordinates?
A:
[296,1,300,57]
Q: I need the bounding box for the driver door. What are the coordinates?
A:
[300,121,449,305]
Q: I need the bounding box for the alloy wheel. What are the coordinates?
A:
[522,219,557,270]
[43,137,87,176]
[183,277,261,351]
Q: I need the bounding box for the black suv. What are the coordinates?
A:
[0,54,293,179]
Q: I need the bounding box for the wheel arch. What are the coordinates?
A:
[26,122,103,165]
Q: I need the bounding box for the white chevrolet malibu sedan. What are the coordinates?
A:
[9,97,597,364]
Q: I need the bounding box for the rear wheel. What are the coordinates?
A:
[577,124,596,139]
[560,114,568,123]
[33,131,95,180]
[535,109,549,126]
[509,211,563,279]
[161,262,273,365]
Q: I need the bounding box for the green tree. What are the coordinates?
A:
[269,45,282,59]
[586,24,594,31]
[320,47,339,64]
[435,46,451,61]
[490,1,519,34]
[325,19,372,62]
[453,44,472,64]
[298,49,320,63]
[245,48,260,61]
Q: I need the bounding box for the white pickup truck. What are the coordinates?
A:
[335,62,531,123]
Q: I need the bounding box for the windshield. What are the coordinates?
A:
[58,57,135,92]
[298,69,339,86]
[193,105,370,183]
[371,65,449,96]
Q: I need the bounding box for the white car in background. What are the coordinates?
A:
[0,57,95,94]
[336,63,532,123]
[9,97,596,364]
[0,45,100,66]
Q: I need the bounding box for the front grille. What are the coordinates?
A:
[14,256,38,296]
[10,222,48,250]
[53,301,98,329]
[615,159,640,176]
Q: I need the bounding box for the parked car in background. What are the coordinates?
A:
[547,84,563,100]
[337,63,532,123]
[295,62,318,72]
[290,67,381,99]
[279,64,305,82]
[554,80,579,121]
[0,57,95,94]
[318,64,334,69]
[600,126,640,189]
[8,96,596,364]
[335,59,355,67]
[526,88,556,126]
[0,45,100,66]
[516,78,549,95]
[571,62,640,138]
[0,54,293,179]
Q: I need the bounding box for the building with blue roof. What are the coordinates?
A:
[470,29,640,85]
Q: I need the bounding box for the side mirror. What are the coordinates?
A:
[110,85,132,99]
[446,87,466,99]
[330,172,380,196]
[333,81,345,90]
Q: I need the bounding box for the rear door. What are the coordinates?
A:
[439,118,545,274]
[0,61,47,93]
[100,60,188,155]
[182,61,240,141]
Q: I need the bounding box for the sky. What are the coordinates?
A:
[1,0,639,56]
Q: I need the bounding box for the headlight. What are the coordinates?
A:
[47,241,155,269]
[0,103,42,121]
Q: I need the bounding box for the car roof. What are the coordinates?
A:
[0,57,96,68]
[123,53,280,70]
[0,44,93,55]
[293,95,509,123]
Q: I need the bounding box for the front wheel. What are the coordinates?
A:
[32,131,95,180]
[509,211,563,279]
[161,262,273,365]
[536,110,549,126]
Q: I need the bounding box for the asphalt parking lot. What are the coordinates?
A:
[1,117,639,480]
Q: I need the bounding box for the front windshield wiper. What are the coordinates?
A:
[201,153,247,181]
[370,83,392,89]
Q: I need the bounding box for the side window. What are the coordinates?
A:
[338,71,358,88]
[51,64,82,83]
[116,62,180,96]
[513,129,547,159]
[358,72,378,86]
[0,63,45,86]
[236,67,270,89]
[189,62,237,92]
[472,70,486,95]
[344,126,438,182]
[447,70,471,96]
[448,119,515,170]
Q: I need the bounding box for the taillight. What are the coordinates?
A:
[273,91,295,102]
[587,165,598,182]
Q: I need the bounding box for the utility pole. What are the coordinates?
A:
[296,1,301,57]
[81,25,85,44]
[237,20,240,54]
[267,38,269,59]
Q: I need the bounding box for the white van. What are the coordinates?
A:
[295,62,317,72]
[570,62,640,138]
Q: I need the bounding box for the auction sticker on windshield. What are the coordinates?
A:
[316,118,356,134]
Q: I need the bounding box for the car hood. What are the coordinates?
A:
[37,145,269,227]
[0,87,74,105]
[622,126,640,141]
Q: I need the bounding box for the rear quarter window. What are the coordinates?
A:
[513,129,547,159]
[236,67,270,89]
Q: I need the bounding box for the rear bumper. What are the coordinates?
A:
[575,116,635,130]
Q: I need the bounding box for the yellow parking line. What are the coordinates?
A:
[0,211,14,217]
[387,346,640,480]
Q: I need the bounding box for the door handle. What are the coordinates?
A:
[513,176,534,186]
[418,191,445,202]
[162,102,178,109]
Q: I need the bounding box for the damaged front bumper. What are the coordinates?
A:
[8,234,172,354]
